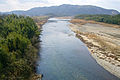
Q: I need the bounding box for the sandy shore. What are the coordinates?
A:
[69,19,120,78]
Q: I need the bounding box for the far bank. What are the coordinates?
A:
[69,18,120,78]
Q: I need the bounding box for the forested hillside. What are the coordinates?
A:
[0,14,40,80]
[75,14,120,25]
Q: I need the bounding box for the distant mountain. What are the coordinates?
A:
[2,4,120,16]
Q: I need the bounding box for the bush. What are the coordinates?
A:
[75,14,120,25]
[0,14,40,80]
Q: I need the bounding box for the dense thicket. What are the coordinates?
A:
[75,14,120,25]
[0,14,40,80]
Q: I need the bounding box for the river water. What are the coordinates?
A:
[36,18,119,80]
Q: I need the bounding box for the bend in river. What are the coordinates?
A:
[36,18,119,80]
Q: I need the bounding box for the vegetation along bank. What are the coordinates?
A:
[75,14,120,25]
[0,14,48,80]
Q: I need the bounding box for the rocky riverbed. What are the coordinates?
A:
[69,19,120,78]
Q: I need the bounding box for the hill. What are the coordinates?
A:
[2,4,120,16]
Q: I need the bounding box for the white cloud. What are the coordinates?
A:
[46,0,72,5]
[6,0,20,10]
[0,0,120,12]
[0,0,52,12]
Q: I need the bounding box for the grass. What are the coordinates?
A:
[32,16,49,29]
[76,31,120,61]
[70,19,120,28]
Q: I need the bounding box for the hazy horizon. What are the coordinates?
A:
[0,0,120,12]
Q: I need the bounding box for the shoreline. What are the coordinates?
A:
[31,17,48,80]
[69,22,120,78]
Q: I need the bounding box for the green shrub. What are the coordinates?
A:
[0,14,40,80]
[75,14,120,25]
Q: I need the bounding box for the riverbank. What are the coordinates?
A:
[31,16,48,80]
[69,19,120,78]
[32,16,49,29]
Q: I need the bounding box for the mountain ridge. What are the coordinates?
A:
[2,4,120,16]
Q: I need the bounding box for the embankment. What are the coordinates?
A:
[69,19,120,78]
[31,16,48,80]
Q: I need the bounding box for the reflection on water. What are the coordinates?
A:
[36,18,119,80]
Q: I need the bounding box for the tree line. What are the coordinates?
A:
[0,14,40,80]
[75,14,120,25]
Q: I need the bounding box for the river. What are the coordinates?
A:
[36,18,119,80]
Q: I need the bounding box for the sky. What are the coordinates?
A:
[0,0,120,12]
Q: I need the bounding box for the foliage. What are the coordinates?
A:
[75,14,120,25]
[0,14,40,80]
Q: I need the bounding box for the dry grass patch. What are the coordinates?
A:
[84,33,120,60]
[70,19,120,28]
[32,16,48,29]
[70,19,88,25]
[55,17,72,19]
[75,29,120,61]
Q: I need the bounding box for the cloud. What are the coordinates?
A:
[0,0,120,12]
[0,0,52,12]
